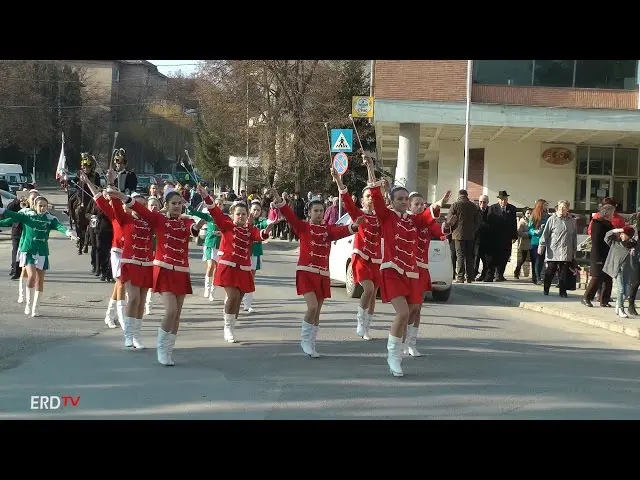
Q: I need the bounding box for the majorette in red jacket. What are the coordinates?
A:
[369,183,439,279]
[203,196,268,271]
[415,207,443,270]
[338,187,381,264]
[126,198,196,273]
[94,194,125,253]
[110,197,154,267]
[274,201,358,276]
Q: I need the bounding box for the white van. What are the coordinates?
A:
[0,164,35,193]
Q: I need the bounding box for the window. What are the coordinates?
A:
[577,146,588,174]
[473,60,533,86]
[533,60,575,88]
[574,177,587,211]
[574,60,637,90]
[588,147,613,176]
[613,148,639,177]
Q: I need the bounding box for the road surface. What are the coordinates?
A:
[1,194,640,419]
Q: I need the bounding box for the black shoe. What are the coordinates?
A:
[581,298,593,307]
[629,304,638,316]
[543,291,549,296]
[560,291,568,298]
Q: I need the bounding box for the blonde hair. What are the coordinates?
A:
[557,200,570,209]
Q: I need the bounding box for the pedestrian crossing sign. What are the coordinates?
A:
[330,129,353,153]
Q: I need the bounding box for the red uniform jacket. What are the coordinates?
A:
[94,194,124,253]
[203,196,268,271]
[415,210,443,270]
[339,187,382,264]
[276,201,357,277]
[111,197,154,267]
[126,198,196,273]
[587,212,625,235]
[370,184,439,280]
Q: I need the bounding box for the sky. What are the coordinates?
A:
[149,60,201,77]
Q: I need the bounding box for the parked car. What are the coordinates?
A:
[155,173,178,185]
[328,212,453,302]
[136,175,159,194]
[0,187,16,203]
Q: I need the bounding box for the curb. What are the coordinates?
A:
[455,285,640,340]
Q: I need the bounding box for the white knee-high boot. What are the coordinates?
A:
[311,325,321,358]
[243,293,254,312]
[300,321,315,357]
[116,300,126,330]
[144,290,153,316]
[404,325,422,357]
[223,313,236,343]
[387,334,404,377]
[363,312,373,341]
[156,328,175,366]
[31,290,41,317]
[18,276,25,303]
[356,306,366,337]
[132,318,145,349]
[105,298,117,327]
[24,287,34,315]
[204,276,211,297]
[123,317,134,348]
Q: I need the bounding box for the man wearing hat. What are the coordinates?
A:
[110,148,138,195]
[484,190,518,282]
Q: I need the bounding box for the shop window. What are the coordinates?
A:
[473,60,533,86]
[533,60,575,88]
[574,60,637,90]
[577,146,589,174]
[613,148,639,177]
[574,177,587,211]
[588,147,613,175]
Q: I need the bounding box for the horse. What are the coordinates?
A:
[68,190,97,255]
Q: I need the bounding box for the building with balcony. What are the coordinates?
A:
[371,60,640,214]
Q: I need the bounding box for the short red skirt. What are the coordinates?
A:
[296,270,331,300]
[214,263,255,293]
[152,266,192,296]
[418,266,432,293]
[380,268,423,305]
[120,263,153,290]
[352,255,381,287]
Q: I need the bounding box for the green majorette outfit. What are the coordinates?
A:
[0,207,73,271]
[250,217,269,271]
[187,205,222,300]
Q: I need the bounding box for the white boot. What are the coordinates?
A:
[123,317,134,348]
[116,300,126,330]
[404,325,422,357]
[105,298,117,328]
[363,312,373,341]
[166,332,177,365]
[132,318,145,349]
[387,334,404,377]
[356,306,366,337]
[156,328,175,366]
[243,293,254,313]
[618,306,629,318]
[204,276,211,298]
[615,300,620,316]
[300,321,315,356]
[208,286,215,301]
[18,276,24,303]
[144,291,153,316]
[24,287,33,315]
[310,325,321,358]
[223,313,236,343]
[31,290,41,317]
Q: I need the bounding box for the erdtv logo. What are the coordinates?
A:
[30,395,81,410]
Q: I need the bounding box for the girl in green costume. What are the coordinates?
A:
[0,196,78,317]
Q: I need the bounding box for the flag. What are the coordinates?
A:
[55,133,67,180]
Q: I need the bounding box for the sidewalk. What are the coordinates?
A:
[454,277,640,340]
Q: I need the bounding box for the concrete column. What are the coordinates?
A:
[395,123,420,192]
[232,167,240,192]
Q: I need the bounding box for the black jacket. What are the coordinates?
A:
[487,202,518,243]
[590,218,614,264]
[76,171,101,206]
[6,198,22,239]
[116,169,138,195]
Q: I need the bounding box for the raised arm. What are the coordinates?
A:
[94,193,116,222]
[107,187,162,228]
[269,189,308,234]
[186,205,212,222]
[201,195,234,232]
[332,166,364,221]
[604,228,621,247]
[49,216,77,240]
[0,217,14,227]
[328,220,361,242]
[0,208,33,226]
[109,196,132,226]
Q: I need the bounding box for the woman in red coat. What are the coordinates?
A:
[196,185,277,343]
[331,166,382,342]
[363,157,449,377]
[270,187,364,358]
[407,191,447,358]
[107,186,206,366]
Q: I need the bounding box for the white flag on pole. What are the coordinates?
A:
[55,133,66,180]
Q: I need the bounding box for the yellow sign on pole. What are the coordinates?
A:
[352,96,374,118]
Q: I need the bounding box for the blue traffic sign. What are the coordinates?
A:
[333,152,349,176]
[330,129,353,153]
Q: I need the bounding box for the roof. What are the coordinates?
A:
[118,60,168,79]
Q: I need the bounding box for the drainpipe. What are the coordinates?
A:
[463,60,473,190]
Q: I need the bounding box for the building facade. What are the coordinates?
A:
[371,60,640,215]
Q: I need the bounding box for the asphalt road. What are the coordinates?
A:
[1,193,640,419]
